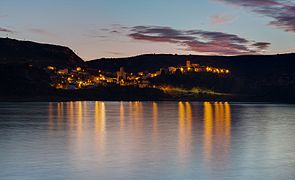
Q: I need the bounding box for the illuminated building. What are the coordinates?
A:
[117,67,127,82]
[47,66,56,71]
[57,68,68,74]
[186,60,191,69]
[168,67,177,73]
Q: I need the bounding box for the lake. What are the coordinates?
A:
[0,102,295,180]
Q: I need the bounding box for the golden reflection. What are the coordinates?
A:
[225,102,231,146]
[178,102,193,165]
[179,102,185,128]
[134,102,139,121]
[203,102,232,167]
[67,102,74,130]
[152,102,158,141]
[70,102,74,129]
[120,102,125,129]
[152,102,158,131]
[57,102,64,129]
[214,102,221,141]
[178,102,185,157]
[95,102,106,135]
[132,102,143,130]
[204,102,213,162]
[94,102,106,154]
[77,102,83,135]
[185,102,192,133]
[139,102,143,114]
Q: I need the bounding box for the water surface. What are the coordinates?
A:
[0,102,295,179]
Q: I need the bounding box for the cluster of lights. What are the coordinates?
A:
[48,60,232,90]
[150,73,158,78]
[206,67,230,74]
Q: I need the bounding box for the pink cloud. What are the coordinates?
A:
[216,0,295,32]
[106,25,271,56]
[210,14,237,25]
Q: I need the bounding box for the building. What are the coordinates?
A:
[57,68,68,75]
[168,67,177,73]
[186,60,191,69]
[117,67,127,81]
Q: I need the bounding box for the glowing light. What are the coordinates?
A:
[152,102,158,142]
[68,101,74,129]
[203,102,213,162]
[77,102,83,134]
[57,102,63,129]
[185,102,192,134]
[47,66,55,70]
[203,102,232,168]
[224,102,231,142]
[95,102,106,135]
[178,102,192,166]
[152,102,158,131]
[120,102,125,129]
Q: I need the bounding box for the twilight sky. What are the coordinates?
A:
[1,0,295,60]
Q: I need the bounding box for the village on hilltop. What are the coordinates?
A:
[46,60,230,90]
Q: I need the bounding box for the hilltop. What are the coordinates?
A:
[0,37,84,68]
[87,53,295,76]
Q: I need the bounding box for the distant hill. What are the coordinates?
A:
[87,53,295,76]
[0,37,85,68]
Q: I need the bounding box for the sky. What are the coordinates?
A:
[1,0,295,60]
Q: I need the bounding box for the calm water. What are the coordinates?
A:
[0,102,295,180]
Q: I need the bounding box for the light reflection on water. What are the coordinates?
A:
[203,102,231,169]
[1,102,295,179]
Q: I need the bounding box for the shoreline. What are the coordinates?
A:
[1,96,294,104]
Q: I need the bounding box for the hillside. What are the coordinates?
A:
[87,53,295,76]
[0,37,85,97]
[0,37,85,68]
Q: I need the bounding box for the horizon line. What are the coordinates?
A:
[1,36,294,61]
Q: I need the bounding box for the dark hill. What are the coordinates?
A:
[87,53,295,76]
[0,37,85,68]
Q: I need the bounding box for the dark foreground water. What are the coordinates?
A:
[0,102,295,180]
